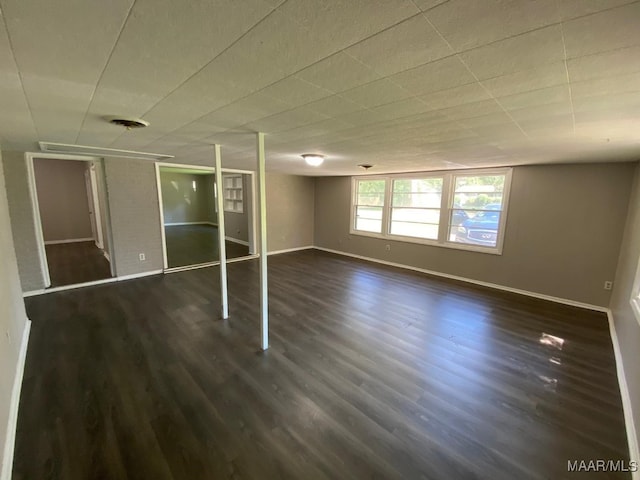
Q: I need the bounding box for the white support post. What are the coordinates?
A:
[214,144,229,319]
[256,132,269,350]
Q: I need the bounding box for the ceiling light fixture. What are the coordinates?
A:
[302,154,324,167]
[358,164,373,170]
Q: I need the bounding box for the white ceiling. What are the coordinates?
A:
[0,0,639,175]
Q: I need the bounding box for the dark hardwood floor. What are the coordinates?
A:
[45,241,112,287]
[165,224,250,268]
[14,250,630,479]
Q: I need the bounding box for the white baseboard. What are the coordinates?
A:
[22,270,163,297]
[164,221,217,227]
[267,245,314,256]
[225,236,249,246]
[1,319,31,480]
[314,246,608,312]
[607,311,640,477]
[44,237,94,245]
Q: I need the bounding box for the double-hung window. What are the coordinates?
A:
[350,168,512,254]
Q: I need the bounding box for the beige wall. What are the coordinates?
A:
[315,163,634,307]
[266,173,315,252]
[34,158,93,242]
[0,150,29,478]
[159,170,215,225]
[610,162,640,451]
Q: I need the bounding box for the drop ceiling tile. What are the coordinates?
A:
[518,114,574,137]
[413,0,449,11]
[199,93,292,129]
[572,91,640,113]
[460,26,565,80]
[369,98,433,122]
[345,15,452,77]
[567,45,640,82]
[482,62,568,97]
[340,79,413,108]
[419,82,490,111]
[389,55,476,95]
[259,77,333,106]
[279,0,420,51]
[562,3,640,58]
[558,0,638,20]
[440,99,505,120]
[305,95,366,116]
[244,106,329,133]
[497,85,571,111]
[508,102,574,122]
[0,20,36,140]
[426,0,559,51]
[296,52,381,93]
[84,0,276,119]
[571,71,640,100]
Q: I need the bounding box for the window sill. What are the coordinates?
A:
[349,230,503,255]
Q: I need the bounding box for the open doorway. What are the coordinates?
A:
[27,154,115,288]
[156,164,256,270]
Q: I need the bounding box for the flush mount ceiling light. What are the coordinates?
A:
[358,164,373,170]
[302,153,324,166]
[104,115,150,130]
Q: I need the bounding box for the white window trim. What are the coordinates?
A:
[349,168,512,255]
[630,258,640,326]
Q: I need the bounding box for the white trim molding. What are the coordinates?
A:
[44,237,94,245]
[267,246,314,256]
[1,319,31,480]
[164,221,217,227]
[607,311,640,479]
[225,236,249,246]
[314,247,608,312]
[22,270,163,297]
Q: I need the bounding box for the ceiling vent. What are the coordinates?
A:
[106,116,150,130]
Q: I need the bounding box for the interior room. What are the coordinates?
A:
[158,166,252,269]
[32,157,113,287]
[1,1,639,479]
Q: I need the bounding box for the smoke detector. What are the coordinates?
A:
[105,116,150,130]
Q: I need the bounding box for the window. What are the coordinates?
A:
[350,168,512,254]
[390,178,442,240]
[354,179,385,233]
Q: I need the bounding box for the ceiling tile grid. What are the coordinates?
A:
[0,0,638,174]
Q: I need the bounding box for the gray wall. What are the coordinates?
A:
[224,173,250,243]
[3,150,315,289]
[2,151,42,291]
[610,162,640,450]
[0,150,29,478]
[33,158,92,242]
[267,173,315,252]
[104,158,164,277]
[315,163,634,307]
[159,170,215,225]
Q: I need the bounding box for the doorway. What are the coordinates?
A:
[27,154,115,288]
[155,163,256,270]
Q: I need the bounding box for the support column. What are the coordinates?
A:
[214,144,229,319]
[256,132,269,350]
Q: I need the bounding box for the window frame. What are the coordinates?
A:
[349,168,512,255]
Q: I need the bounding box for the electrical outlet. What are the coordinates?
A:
[139,253,146,261]
[604,280,613,290]
[385,244,391,251]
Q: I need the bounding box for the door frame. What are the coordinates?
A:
[155,162,257,271]
[25,152,115,288]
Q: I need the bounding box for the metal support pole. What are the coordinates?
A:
[256,132,268,350]
[214,144,229,319]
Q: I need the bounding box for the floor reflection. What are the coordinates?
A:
[165,224,250,268]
